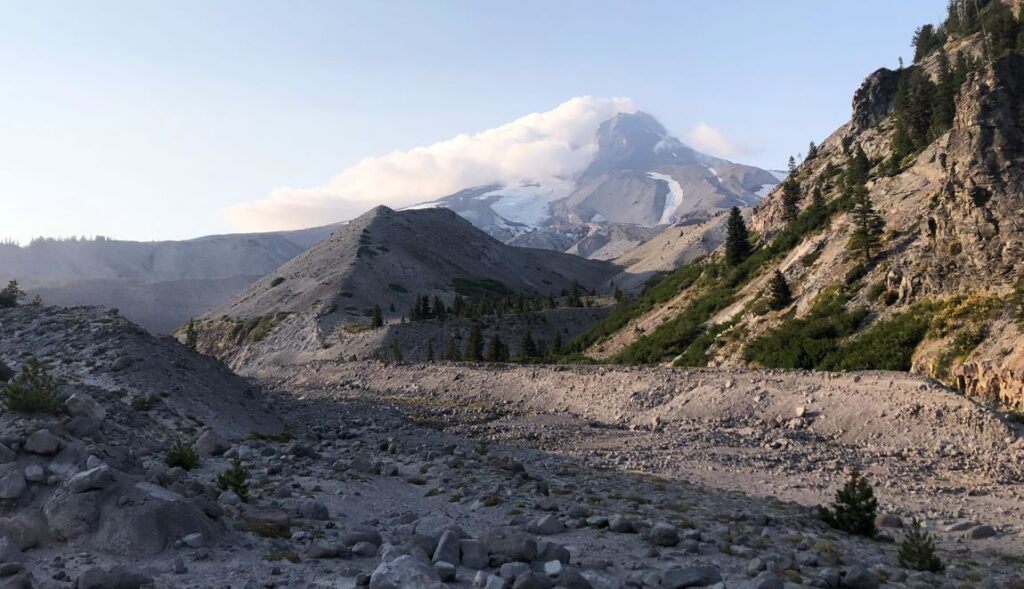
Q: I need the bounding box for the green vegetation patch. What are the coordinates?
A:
[451,277,512,298]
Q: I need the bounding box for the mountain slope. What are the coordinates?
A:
[0,223,342,332]
[567,2,1024,411]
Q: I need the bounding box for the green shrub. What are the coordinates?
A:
[165,440,199,470]
[898,518,944,572]
[217,457,250,502]
[269,277,285,287]
[818,470,878,537]
[744,290,867,369]
[820,302,939,371]
[0,280,26,308]
[2,357,60,413]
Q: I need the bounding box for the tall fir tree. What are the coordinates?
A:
[185,319,198,350]
[724,207,752,266]
[444,340,461,361]
[485,334,509,362]
[782,178,801,222]
[370,304,384,328]
[519,328,538,359]
[768,270,793,310]
[930,49,956,135]
[847,185,886,263]
[465,323,484,361]
[818,470,878,537]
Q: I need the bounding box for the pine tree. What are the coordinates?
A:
[390,338,403,362]
[0,280,25,309]
[217,457,250,502]
[898,518,944,572]
[768,271,792,310]
[185,318,198,350]
[787,155,797,174]
[444,340,461,361]
[782,178,801,222]
[810,185,826,213]
[370,305,383,328]
[847,146,871,187]
[724,207,752,266]
[425,339,435,362]
[485,334,509,362]
[465,323,484,361]
[807,141,818,160]
[431,296,446,321]
[847,185,886,263]
[818,470,878,537]
[519,328,538,359]
[568,281,583,307]
[930,49,956,135]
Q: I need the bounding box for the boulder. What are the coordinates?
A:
[482,528,537,562]
[194,429,229,457]
[67,465,116,493]
[662,564,722,588]
[527,514,565,536]
[369,554,442,589]
[649,522,679,546]
[91,482,215,557]
[64,393,107,421]
[77,566,152,589]
[459,538,489,569]
[44,488,101,541]
[23,430,61,455]
[0,467,26,500]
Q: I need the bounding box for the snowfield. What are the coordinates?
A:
[647,172,685,225]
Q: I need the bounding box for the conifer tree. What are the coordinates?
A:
[782,178,801,222]
[425,339,434,362]
[847,146,871,187]
[519,328,538,359]
[847,185,886,263]
[898,518,944,572]
[390,338,402,362]
[444,340,461,361]
[370,305,383,328]
[768,270,792,310]
[0,280,25,309]
[930,49,956,134]
[485,334,509,362]
[810,185,826,213]
[818,470,878,537]
[2,357,59,413]
[724,207,752,266]
[806,141,818,160]
[465,323,484,361]
[185,318,198,350]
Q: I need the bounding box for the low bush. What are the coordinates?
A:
[217,457,250,502]
[2,357,60,413]
[165,440,199,470]
[898,518,944,572]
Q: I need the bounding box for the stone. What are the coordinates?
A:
[77,566,152,589]
[543,560,563,577]
[369,554,442,589]
[433,529,461,564]
[0,537,21,563]
[661,564,722,589]
[481,528,537,562]
[649,522,679,546]
[528,514,565,535]
[434,561,456,582]
[352,541,378,557]
[43,488,100,540]
[841,566,879,589]
[607,514,635,533]
[0,446,15,465]
[743,572,784,589]
[182,532,205,548]
[194,429,230,457]
[536,540,569,564]
[23,465,45,483]
[0,467,26,500]
[299,500,330,520]
[500,563,531,581]
[460,538,489,569]
[67,465,116,493]
[23,430,61,455]
[110,356,132,371]
[964,524,996,539]
[65,393,107,421]
[91,482,215,557]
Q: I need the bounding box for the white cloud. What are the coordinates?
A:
[225,96,638,232]
[684,122,755,160]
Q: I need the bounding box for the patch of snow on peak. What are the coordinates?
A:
[484,183,571,228]
[647,172,685,225]
[403,201,442,210]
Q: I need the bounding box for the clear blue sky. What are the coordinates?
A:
[0,0,947,242]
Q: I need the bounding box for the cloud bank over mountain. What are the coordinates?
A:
[226,96,638,232]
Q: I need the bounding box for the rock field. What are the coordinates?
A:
[0,306,1022,588]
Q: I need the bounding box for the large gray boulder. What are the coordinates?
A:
[91,482,215,557]
[23,430,61,455]
[369,554,442,589]
[0,466,26,500]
